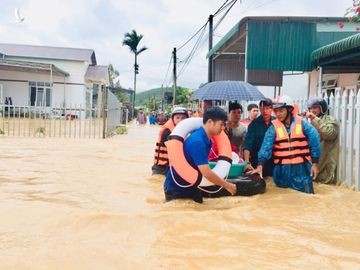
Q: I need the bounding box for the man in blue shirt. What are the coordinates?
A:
[164,107,237,203]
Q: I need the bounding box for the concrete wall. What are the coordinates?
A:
[309,70,359,96]
[0,58,89,106]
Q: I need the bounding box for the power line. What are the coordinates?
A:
[214,0,230,16]
[176,0,239,79]
[177,22,208,51]
[161,54,173,86]
[177,0,237,52]
[214,0,238,17]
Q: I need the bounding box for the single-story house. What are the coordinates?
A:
[207,16,360,97]
[0,43,109,110]
[311,33,360,96]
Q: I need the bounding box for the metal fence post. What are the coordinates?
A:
[102,85,107,139]
[340,90,347,182]
[347,90,355,187]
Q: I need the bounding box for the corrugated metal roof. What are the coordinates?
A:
[247,21,316,71]
[0,59,69,76]
[85,65,109,84]
[0,43,96,64]
[207,16,350,59]
[311,33,360,62]
[208,16,360,71]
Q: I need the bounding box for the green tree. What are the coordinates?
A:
[176,86,194,105]
[116,92,129,103]
[146,97,157,111]
[122,30,148,111]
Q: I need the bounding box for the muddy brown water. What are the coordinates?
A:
[0,123,359,269]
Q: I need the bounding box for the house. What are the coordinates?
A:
[207,16,360,97]
[311,33,360,96]
[0,43,109,111]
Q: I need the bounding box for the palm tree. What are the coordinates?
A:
[122,30,148,111]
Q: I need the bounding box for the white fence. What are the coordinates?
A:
[0,89,129,139]
[0,104,105,138]
[295,88,360,191]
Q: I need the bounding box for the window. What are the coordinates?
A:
[29,81,52,106]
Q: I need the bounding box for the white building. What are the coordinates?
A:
[0,43,109,110]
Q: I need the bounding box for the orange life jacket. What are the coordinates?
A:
[272,116,311,165]
[154,119,175,167]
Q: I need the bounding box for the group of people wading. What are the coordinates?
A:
[151,95,339,203]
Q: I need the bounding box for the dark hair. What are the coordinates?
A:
[203,106,227,124]
[228,102,243,113]
[259,98,273,107]
[247,103,258,111]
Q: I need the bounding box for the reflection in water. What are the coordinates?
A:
[0,122,359,269]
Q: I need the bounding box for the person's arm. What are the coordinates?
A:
[307,113,339,141]
[197,165,236,195]
[247,125,276,178]
[302,119,321,180]
[160,129,171,143]
[187,139,236,195]
[243,122,255,161]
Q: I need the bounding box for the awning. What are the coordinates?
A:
[311,33,360,61]
[311,33,360,73]
[0,59,69,76]
[85,65,109,85]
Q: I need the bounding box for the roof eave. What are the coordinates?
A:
[207,16,352,59]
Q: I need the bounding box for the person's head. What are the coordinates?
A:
[259,98,273,119]
[203,107,228,136]
[307,97,328,117]
[201,100,212,114]
[187,109,193,117]
[171,107,189,125]
[228,102,243,124]
[247,103,259,120]
[272,96,294,123]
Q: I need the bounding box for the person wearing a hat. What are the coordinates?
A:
[248,96,320,194]
[304,97,339,184]
[243,98,275,177]
[152,107,189,175]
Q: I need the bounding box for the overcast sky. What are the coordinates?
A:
[0,0,352,96]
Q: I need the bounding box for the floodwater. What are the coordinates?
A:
[0,123,360,270]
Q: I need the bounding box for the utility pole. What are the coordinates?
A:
[208,14,214,82]
[172,47,177,106]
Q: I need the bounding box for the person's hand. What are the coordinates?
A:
[246,165,263,179]
[225,182,237,196]
[244,163,254,172]
[305,112,316,120]
[311,163,319,180]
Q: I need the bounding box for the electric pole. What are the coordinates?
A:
[208,14,214,82]
[172,47,177,106]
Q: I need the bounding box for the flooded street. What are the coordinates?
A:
[0,123,360,269]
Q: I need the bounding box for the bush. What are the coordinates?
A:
[112,126,128,136]
[35,126,46,136]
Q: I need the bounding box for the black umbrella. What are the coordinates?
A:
[191,80,265,101]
